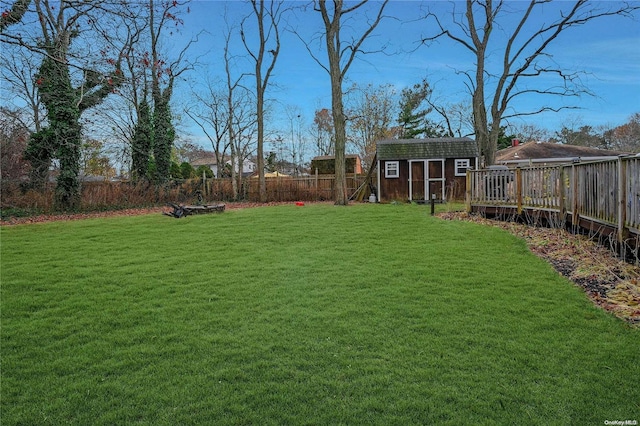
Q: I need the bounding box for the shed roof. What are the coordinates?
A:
[377,137,478,160]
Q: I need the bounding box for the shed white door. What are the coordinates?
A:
[408,159,445,201]
[427,159,445,201]
[409,160,426,201]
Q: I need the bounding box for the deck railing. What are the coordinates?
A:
[467,156,640,257]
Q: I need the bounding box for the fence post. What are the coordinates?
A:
[202,170,206,198]
[618,158,627,257]
[315,168,319,201]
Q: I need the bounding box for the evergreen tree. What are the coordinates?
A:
[398,80,432,139]
[496,126,517,150]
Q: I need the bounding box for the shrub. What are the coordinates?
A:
[170,162,182,179]
[195,165,213,179]
[180,162,195,179]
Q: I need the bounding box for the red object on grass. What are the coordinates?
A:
[295,202,305,206]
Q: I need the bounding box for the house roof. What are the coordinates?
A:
[496,142,631,164]
[311,154,361,161]
[377,137,478,160]
[191,157,219,166]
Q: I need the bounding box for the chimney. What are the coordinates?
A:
[511,138,520,147]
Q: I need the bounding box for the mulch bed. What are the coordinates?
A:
[439,211,640,327]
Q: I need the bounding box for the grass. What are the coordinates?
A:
[1,203,638,425]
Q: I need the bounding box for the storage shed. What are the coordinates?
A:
[311,154,363,175]
[376,137,479,202]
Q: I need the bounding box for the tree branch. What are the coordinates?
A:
[0,0,31,32]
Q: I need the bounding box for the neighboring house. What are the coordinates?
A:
[191,156,257,177]
[272,159,301,176]
[191,156,221,176]
[310,155,363,175]
[495,142,631,167]
[376,137,479,202]
[234,157,257,178]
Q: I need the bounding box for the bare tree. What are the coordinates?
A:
[223,23,256,199]
[241,0,285,202]
[285,105,307,175]
[185,79,230,178]
[84,14,147,180]
[507,122,550,144]
[308,0,389,205]
[604,113,640,153]
[0,106,31,182]
[0,47,43,132]
[421,0,640,165]
[425,98,475,139]
[346,82,396,171]
[310,107,334,157]
[230,89,257,194]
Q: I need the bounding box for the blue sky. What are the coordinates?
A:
[172,1,640,150]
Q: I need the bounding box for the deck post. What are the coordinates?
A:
[465,171,471,213]
[516,167,522,215]
[571,165,579,231]
[618,158,628,257]
[559,166,566,225]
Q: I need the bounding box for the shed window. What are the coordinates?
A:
[455,159,471,176]
[385,161,399,178]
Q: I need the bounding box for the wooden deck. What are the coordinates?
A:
[466,157,640,263]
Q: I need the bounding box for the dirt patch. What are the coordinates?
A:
[439,211,640,327]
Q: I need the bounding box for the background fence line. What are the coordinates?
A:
[1,175,367,213]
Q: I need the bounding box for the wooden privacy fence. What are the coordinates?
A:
[200,174,365,202]
[242,174,365,202]
[466,156,640,260]
[1,174,368,212]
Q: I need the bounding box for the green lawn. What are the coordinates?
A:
[1,203,638,425]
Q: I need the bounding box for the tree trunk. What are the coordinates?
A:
[257,102,266,202]
[316,0,387,204]
[325,8,348,206]
[331,88,348,205]
[256,66,267,203]
[473,83,490,167]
